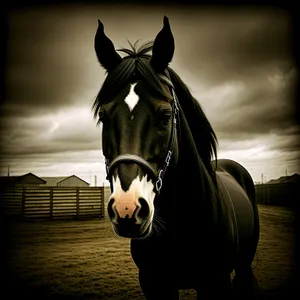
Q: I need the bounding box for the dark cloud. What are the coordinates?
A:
[173,7,294,85]
[3,6,103,117]
[268,136,300,153]
[209,68,298,136]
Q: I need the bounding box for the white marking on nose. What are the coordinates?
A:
[109,175,156,221]
[124,83,139,112]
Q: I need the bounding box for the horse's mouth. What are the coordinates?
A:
[112,219,152,239]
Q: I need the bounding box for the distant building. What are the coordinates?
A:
[0,173,90,188]
[256,173,300,206]
[41,175,90,187]
[266,173,300,185]
[0,173,46,187]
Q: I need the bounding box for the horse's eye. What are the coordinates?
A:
[160,110,172,123]
[158,110,172,128]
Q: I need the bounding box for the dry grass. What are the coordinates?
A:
[2,205,297,299]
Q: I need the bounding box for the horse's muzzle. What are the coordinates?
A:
[107,196,151,238]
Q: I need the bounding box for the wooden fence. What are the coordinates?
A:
[255,183,299,206]
[1,183,297,221]
[0,186,105,220]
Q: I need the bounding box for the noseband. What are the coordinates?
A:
[105,73,179,193]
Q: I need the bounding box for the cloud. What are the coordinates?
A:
[3,7,104,117]
[1,106,101,156]
[195,68,298,135]
[172,7,294,84]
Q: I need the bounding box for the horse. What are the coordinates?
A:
[92,16,260,300]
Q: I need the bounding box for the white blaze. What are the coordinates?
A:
[124,83,139,112]
[110,175,156,220]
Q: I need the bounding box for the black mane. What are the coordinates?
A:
[92,41,218,173]
[167,67,218,174]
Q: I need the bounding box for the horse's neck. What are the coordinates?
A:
[157,110,219,233]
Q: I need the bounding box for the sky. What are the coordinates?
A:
[1,2,299,186]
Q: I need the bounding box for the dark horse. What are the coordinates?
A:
[92,16,260,299]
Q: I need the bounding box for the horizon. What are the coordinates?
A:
[1,169,299,186]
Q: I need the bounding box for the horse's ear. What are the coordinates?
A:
[151,16,175,73]
[94,20,123,71]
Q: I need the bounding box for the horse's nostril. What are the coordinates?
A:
[107,198,116,219]
[137,197,150,218]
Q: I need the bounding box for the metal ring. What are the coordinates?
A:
[156,170,163,192]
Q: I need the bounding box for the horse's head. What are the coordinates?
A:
[93,17,178,238]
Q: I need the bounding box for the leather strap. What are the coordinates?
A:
[106,154,158,180]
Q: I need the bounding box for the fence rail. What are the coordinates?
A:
[0,186,105,220]
[255,183,299,206]
[1,183,298,221]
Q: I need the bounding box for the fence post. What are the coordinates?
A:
[21,187,25,220]
[101,186,105,218]
[50,187,53,220]
[76,187,80,219]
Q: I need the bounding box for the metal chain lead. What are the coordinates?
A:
[156,150,173,192]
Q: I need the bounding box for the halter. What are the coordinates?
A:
[105,73,180,193]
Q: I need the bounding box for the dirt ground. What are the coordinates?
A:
[1,204,298,299]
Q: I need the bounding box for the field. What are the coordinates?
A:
[2,205,298,299]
